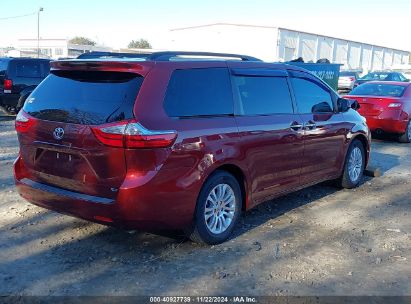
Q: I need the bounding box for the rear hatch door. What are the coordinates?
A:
[18,66,146,199]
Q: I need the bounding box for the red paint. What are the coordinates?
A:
[15,59,371,231]
[344,81,411,134]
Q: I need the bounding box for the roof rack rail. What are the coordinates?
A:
[147,51,262,62]
[77,51,152,59]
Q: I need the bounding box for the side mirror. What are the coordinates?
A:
[337,98,360,112]
[348,99,361,111]
[337,98,350,112]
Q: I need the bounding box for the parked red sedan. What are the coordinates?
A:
[344,81,411,142]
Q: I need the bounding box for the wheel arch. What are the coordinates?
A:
[351,133,370,166]
[207,164,249,212]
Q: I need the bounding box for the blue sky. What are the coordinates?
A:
[1,0,409,50]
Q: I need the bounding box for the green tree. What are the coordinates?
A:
[128,39,152,49]
[69,36,96,46]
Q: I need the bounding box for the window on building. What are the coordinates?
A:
[55,48,63,56]
[284,47,296,61]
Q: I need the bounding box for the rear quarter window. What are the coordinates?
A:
[163,68,233,117]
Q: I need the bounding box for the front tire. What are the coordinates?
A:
[188,171,242,245]
[339,139,365,189]
[398,120,411,143]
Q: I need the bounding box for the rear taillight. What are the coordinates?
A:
[388,103,402,108]
[15,110,36,133]
[4,79,12,93]
[91,120,177,149]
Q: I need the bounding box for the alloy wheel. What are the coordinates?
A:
[204,183,236,235]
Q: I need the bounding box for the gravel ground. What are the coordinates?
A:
[0,110,410,296]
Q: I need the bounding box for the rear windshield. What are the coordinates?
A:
[24,71,143,125]
[8,60,50,78]
[340,71,356,77]
[0,60,8,74]
[349,83,406,97]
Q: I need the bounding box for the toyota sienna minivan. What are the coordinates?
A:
[14,51,371,244]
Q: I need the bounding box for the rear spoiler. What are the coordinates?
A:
[50,60,154,76]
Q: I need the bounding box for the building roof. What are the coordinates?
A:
[170,23,410,53]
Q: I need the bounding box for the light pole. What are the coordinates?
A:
[37,7,44,58]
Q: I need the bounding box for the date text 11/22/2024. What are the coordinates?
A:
[149,296,257,303]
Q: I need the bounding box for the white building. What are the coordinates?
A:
[16,38,113,59]
[169,23,410,72]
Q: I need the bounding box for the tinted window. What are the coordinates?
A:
[15,61,42,78]
[291,77,333,113]
[340,71,357,77]
[349,83,406,97]
[233,76,293,115]
[360,72,389,81]
[24,71,143,125]
[41,61,50,77]
[399,73,408,81]
[0,60,8,74]
[164,68,233,117]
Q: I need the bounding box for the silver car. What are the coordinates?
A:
[338,71,360,92]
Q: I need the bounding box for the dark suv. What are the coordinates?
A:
[14,52,370,244]
[0,58,50,114]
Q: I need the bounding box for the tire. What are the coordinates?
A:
[398,120,411,143]
[16,94,29,112]
[187,171,242,245]
[339,139,365,189]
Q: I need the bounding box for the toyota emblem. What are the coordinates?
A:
[53,127,65,140]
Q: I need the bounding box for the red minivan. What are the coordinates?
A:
[14,52,371,244]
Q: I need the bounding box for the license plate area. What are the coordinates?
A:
[34,149,86,177]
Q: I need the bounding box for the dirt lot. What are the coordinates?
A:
[0,110,410,296]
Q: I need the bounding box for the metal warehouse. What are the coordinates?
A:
[169,23,410,72]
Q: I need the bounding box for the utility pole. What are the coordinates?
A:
[37,7,44,58]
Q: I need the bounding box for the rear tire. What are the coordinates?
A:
[398,120,411,143]
[338,139,365,189]
[187,171,242,245]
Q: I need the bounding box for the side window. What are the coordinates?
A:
[0,60,7,79]
[391,74,401,81]
[291,77,334,113]
[41,61,50,78]
[398,73,406,81]
[233,76,293,115]
[164,68,233,117]
[15,61,42,78]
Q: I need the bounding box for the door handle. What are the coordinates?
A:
[304,121,317,130]
[290,121,303,131]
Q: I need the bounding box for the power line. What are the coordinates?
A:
[0,12,36,21]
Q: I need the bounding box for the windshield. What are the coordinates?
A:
[349,83,406,97]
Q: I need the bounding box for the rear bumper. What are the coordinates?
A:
[363,112,408,134]
[14,157,198,231]
[338,83,354,90]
